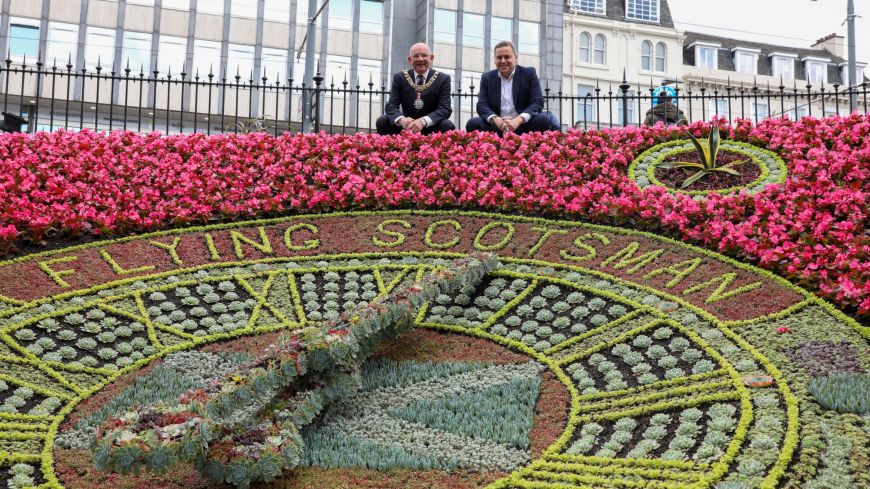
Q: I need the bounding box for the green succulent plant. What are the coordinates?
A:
[808,373,869,414]
[657,122,748,189]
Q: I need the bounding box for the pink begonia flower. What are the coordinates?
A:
[0,117,867,314]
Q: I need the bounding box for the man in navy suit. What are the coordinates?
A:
[376,43,455,135]
[466,40,552,135]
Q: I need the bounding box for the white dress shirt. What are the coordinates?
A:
[487,69,531,124]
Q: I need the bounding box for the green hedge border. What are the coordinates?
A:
[627,139,788,196]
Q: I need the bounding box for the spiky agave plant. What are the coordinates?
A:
[657,122,748,189]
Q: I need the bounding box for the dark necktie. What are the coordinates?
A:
[417,74,424,85]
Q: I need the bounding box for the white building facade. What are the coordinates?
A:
[562,0,683,127]
[682,32,867,122]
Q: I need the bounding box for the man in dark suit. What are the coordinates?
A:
[466,40,552,135]
[376,43,455,135]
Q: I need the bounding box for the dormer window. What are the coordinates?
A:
[802,56,831,86]
[839,62,867,86]
[626,0,660,22]
[569,0,605,15]
[690,41,720,70]
[770,52,797,80]
[732,47,760,75]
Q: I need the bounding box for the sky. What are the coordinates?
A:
[667,0,870,80]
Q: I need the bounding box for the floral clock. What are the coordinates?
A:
[0,211,865,488]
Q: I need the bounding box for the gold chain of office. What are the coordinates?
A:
[404,70,440,92]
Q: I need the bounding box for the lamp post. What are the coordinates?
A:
[845,0,858,112]
[298,0,329,133]
[812,0,859,112]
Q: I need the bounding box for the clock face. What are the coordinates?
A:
[0,211,864,488]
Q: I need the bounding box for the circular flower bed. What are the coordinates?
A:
[0,212,865,488]
[628,139,788,196]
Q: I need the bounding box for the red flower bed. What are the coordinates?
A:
[0,116,867,313]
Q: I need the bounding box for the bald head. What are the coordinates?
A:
[409,43,431,57]
[407,43,434,76]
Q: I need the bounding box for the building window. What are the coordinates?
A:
[569,0,605,15]
[434,9,456,44]
[640,40,652,71]
[655,42,666,72]
[460,71,482,110]
[576,84,597,124]
[127,0,156,5]
[260,48,286,82]
[227,44,255,80]
[291,53,320,84]
[618,90,636,125]
[696,46,717,69]
[752,101,769,120]
[593,34,606,64]
[709,99,729,117]
[328,0,352,30]
[838,64,863,85]
[626,0,659,22]
[771,56,795,80]
[360,0,384,33]
[192,39,222,78]
[8,21,39,60]
[806,61,827,85]
[579,32,591,63]
[734,51,757,74]
[84,27,116,70]
[162,0,190,10]
[463,13,484,49]
[157,35,187,74]
[437,67,456,91]
[491,17,512,45]
[356,58,383,88]
[198,0,223,15]
[264,0,290,20]
[122,31,152,73]
[325,54,350,86]
[518,21,539,55]
[46,23,78,67]
[786,105,808,120]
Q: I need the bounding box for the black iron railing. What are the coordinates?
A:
[1,57,868,135]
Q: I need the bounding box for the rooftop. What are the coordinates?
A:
[566,0,676,29]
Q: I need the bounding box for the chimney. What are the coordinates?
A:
[812,33,844,58]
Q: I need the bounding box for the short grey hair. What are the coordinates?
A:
[493,40,517,55]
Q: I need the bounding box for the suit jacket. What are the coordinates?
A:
[476,65,544,121]
[384,69,452,125]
